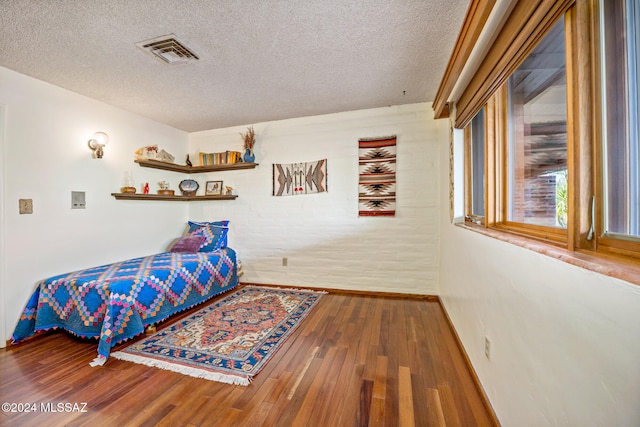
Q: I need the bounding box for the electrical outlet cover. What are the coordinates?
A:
[19,198,33,214]
[71,191,86,209]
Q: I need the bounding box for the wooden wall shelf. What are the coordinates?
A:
[113,159,254,202]
[135,159,259,173]
[111,193,238,201]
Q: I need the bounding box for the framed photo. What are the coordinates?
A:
[205,180,223,195]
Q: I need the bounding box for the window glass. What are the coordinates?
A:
[507,17,568,228]
[601,0,640,238]
[470,109,485,217]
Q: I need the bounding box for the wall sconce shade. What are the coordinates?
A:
[88,132,109,158]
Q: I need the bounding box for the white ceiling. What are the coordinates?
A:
[0,0,468,132]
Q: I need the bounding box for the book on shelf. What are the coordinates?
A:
[198,151,243,166]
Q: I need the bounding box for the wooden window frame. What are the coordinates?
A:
[494,15,572,248]
[476,12,574,248]
[591,0,640,260]
[463,125,475,224]
[484,83,570,247]
[464,109,487,226]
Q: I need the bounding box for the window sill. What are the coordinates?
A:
[454,222,640,287]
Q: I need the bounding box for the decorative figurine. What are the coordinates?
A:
[134,145,159,160]
[157,181,174,196]
[156,149,175,163]
[186,154,193,167]
[134,145,175,163]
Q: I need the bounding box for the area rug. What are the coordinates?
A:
[111,285,325,385]
[358,136,396,216]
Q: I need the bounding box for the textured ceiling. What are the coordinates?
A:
[0,0,468,132]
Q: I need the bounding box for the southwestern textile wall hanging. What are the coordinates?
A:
[273,159,327,196]
[358,136,396,216]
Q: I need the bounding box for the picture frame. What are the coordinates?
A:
[205,180,223,195]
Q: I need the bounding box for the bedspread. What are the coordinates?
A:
[11,248,238,365]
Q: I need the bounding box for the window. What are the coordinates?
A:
[600,0,640,242]
[465,108,485,224]
[506,18,568,229]
[442,0,640,268]
[485,14,571,246]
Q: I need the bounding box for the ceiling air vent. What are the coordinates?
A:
[136,34,199,64]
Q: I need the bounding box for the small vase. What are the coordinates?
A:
[243,149,255,163]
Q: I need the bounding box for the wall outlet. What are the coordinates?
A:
[19,198,33,214]
[282,257,288,267]
[484,336,491,360]
[71,191,86,209]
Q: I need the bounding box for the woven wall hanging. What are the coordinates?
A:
[273,159,327,196]
[358,136,396,216]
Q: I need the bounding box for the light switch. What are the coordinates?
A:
[71,191,86,209]
[19,199,33,214]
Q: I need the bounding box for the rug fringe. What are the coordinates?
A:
[110,351,251,386]
[89,356,106,367]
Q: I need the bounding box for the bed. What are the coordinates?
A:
[11,221,237,366]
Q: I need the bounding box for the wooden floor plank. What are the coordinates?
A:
[0,293,497,426]
[398,366,415,427]
[290,346,340,426]
[426,387,447,427]
[305,347,349,426]
[357,379,374,427]
[370,355,388,425]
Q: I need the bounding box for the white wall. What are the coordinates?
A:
[0,104,6,347]
[0,67,191,345]
[439,126,640,426]
[189,103,442,294]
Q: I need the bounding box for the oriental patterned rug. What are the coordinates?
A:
[111,286,324,385]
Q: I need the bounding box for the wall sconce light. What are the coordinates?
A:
[88,132,109,158]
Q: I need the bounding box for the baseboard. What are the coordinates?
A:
[5,284,433,351]
[436,298,501,427]
[4,330,49,350]
[238,282,437,300]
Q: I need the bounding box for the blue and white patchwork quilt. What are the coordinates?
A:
[11,248,238,365]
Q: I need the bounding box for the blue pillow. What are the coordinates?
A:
[187,221,229,251]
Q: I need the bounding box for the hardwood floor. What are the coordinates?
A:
[0,291,496,426]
